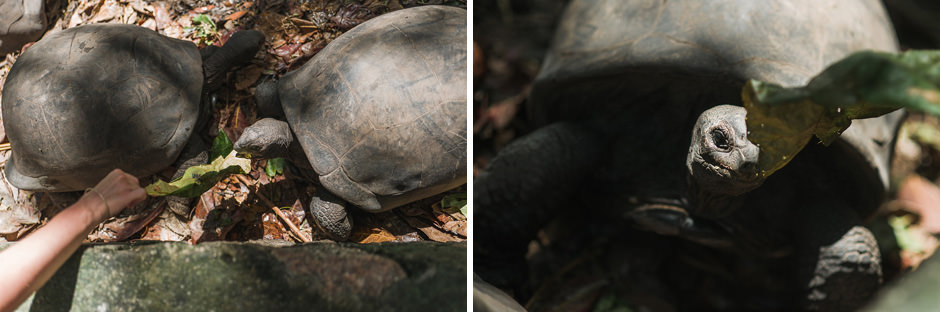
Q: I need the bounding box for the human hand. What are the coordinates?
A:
[81,169,147,223]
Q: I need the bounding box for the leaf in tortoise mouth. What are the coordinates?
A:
[744,50,940,177]
[145,150,250,198]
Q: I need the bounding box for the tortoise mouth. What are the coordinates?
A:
[694,160,764,195]
[234,147,262,159]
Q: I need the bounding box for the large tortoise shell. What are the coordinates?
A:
[277,6,467,212]
[529,0,902,216]
[3,24,202,191]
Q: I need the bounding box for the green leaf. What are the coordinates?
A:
[265,158,286,177]
[209,129,233,161]
[908,121,940,152]
[591,292,633,312]
[145,150,251,197]
[890,215,923,253]
[188,14,217,45]
[441,193,467,215]
[192,14,215,29]
[744,50,940,177]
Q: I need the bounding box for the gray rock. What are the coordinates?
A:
[2,240,466,311]
[863,253,940,312]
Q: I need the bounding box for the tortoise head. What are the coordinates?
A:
[687,105,763,196]
[203,30,265,91]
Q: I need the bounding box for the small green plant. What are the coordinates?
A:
[209,129,233,161]
[266,158,286,177]
[441,193,467,216]
[185,14,218,45]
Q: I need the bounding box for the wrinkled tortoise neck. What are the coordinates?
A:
[203,30,265,92]
[254,79,284,119]
[684,172,746,220]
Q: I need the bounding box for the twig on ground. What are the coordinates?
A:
[234,174,311,243]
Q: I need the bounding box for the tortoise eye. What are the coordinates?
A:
[710,127,732,152]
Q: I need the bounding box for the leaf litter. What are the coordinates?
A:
[0,0,467,245]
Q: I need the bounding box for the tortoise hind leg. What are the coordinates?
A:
[792,198,882,311]
[475,122,603,295]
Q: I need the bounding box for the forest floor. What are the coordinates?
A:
[0,0,467,245]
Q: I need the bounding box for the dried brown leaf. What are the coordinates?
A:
[89,199,164,242]
[194,5,214,14]
[129,3,152,16]
[153,3,171,30]
[140,208,190,241]
[235,65,264,91]
[138,17,155,30]
[189,190,218,243]
[89,0,122,24]
[400,214,464,242]
[122,6,137,24]
[351,227,398,244]
[225,10,249,21]
[262,212,291,240]
[0,192,39,234]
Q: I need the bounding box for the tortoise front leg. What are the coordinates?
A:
[166,137,209,216]
[792,198,882,311]
[475,122,603,295]
[309,187,352,241]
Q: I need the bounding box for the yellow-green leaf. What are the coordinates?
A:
[265,158,286,177]
[145,150,251,197]
[744,50,940,177]
[209,129,233,161]
[441,193,467,216]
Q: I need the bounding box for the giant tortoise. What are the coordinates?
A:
[233,6,467,241]
[475,0,903,310]
[2,23,263,191]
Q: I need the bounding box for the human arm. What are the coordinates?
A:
[0,169,146,312]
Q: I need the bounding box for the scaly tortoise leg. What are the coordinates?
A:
[792,198,882,311]
[475,122,603,296]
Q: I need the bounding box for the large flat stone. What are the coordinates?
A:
[2,240,466,311]
[864,252,940,312]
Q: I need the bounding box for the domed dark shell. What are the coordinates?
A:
[3,23,202,191]
[277,6,467,212]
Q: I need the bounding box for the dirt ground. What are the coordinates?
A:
[0,0,467,245]
[474,0,940,310]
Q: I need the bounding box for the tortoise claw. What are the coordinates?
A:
[803,226,882,311]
